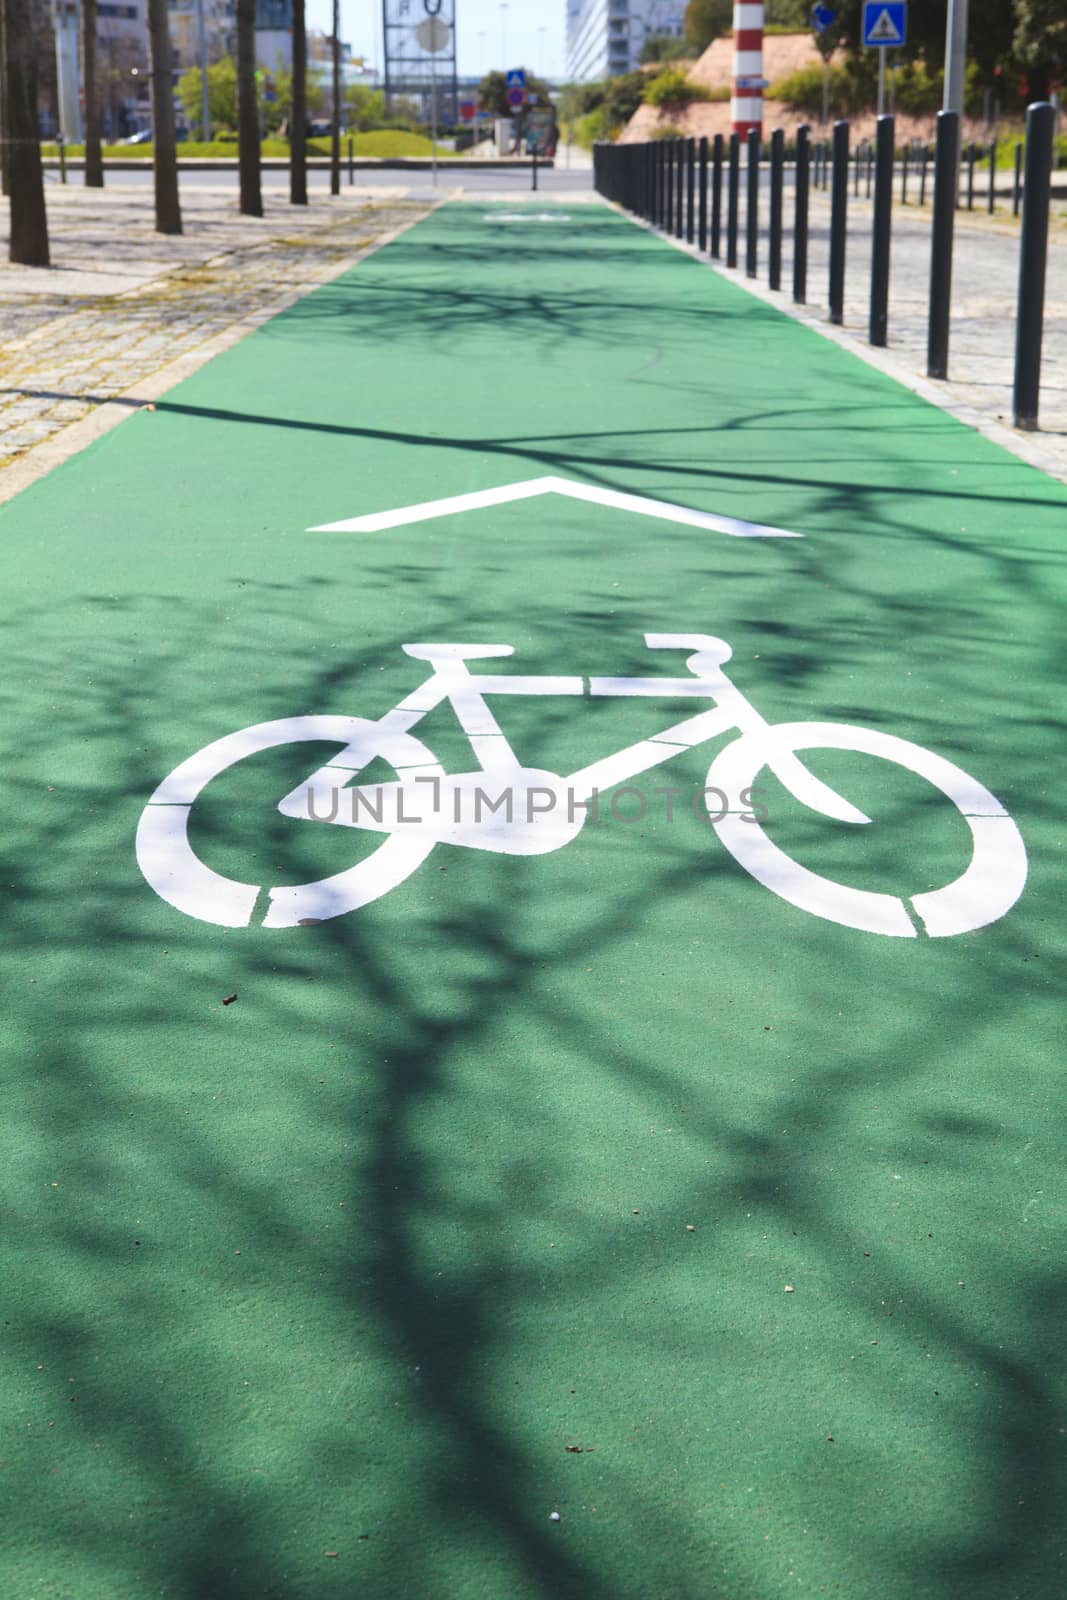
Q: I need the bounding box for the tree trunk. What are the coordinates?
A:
[82,0,102,186]
[0,0,9,197]
[289,0,306,204]
[147,0,181,232]
[236,0,261,216]
[329,0,339,196]
[5,0,49,264]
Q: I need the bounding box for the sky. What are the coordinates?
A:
[305,1,570,83]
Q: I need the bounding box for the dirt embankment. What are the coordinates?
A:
[621,34,1003,148]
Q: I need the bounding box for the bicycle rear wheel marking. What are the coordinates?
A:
[707,723,1027,938]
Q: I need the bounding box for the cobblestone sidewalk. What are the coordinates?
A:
[0,184,431,500]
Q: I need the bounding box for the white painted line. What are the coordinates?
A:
[307,473,802,538]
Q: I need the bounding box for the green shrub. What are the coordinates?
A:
[574,106,617,148]
[768,61,873,116]
[644,67,708,108]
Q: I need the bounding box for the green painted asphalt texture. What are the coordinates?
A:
[1,200,1065,1599]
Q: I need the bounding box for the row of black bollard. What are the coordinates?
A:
[594,103,1056,426]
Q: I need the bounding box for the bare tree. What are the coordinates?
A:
[329,0,339,196]
[82,0,102,186]
[290,0,306,204]
[236,0,261,216]
[5,0,49,263]
[0,0,9,196]
[147,0,181,231]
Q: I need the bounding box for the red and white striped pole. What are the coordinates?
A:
[731,2,764,140]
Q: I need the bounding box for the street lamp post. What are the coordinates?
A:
[944,0,969,116]
[195,0,210,141]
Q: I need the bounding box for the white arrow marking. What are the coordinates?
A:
[306,475,802,539]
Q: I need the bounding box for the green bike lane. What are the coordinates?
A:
[1,199,1065,1598]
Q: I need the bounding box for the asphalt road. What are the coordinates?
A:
[46,161,597,198]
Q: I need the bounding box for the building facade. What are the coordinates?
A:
[565,0,684,81]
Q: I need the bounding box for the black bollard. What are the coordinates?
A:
[919,143,929,206]
[793,124,810,304]
[927,110,960,379]
[1013,142,1023,216]
[769,128,784,290]
[726,132,740,268]
[829,120,849,325]
[686,136,696,243]
[1014,103,1055,430]
[901,142,909,204]
[869,115,894,347]
[988,139,996,215]
[746,129,759,277]
[710,133,724,257]
[697,136,709,250]
[966,142,976,210]
[676,138,687,240]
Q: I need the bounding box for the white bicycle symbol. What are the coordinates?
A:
[136,633,1027,937]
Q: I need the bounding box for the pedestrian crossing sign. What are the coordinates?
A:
[862,1,906,47]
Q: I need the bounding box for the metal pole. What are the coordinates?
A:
[1013,142,1023,215]
[927,109,960,379]
[726,132,740,268]
[1013,102,1055,430]
[769,127,783,290]
[987,138,996,213]
[348,134,353,184]
[697,135,708,252]
[869,113,894,346]
[745,128,759,277]
[196,0,210,142]
[793,123,810,304]
[828,119,849,324]
[901,142,909,203]
[877,49,885,119]
[685,135,695,243]
[920,143,929,205]
[532,143,538,191]
[430,43,438,187]
[944,0,969,118]
[711,132,723,257]
[666,138,675,233]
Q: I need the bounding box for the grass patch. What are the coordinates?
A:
[40,130,457,161]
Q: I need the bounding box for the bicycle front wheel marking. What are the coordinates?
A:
[706,722,1027,939]
[136,716,442,928]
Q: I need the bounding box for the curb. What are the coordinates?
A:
[0,201,440,509]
